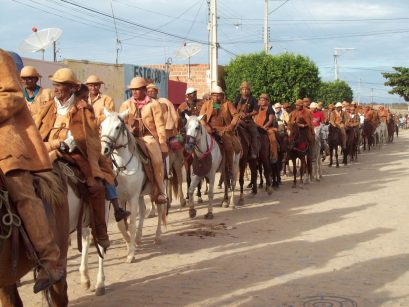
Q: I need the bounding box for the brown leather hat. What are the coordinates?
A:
[85,74,104,84]
[240,81,250,90]
[259,93,269,100]
[20,66,41,78]
[49,68,80,85]
[128,77,146,89]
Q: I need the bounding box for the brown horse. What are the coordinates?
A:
[345,126,358,164]
[288,125,309,187]
[362,120,375,151]
[0,165,69,307]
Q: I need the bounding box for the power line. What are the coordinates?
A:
[269,0,290,15]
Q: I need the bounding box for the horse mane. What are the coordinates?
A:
[33,163,68,208]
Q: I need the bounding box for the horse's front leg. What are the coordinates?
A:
[188,175,201,218]
[335,146,339,168]
[292,158,297,188]
[116,199,131,244]
[204,172,215,219]
[197,180,203,203]
[79,227,91,290]
[126,198,139,263]
[238,159,246,206]
[135,196,146,246]
[95,244,106,296]
[155,202,165,243]
[0,284,23,307]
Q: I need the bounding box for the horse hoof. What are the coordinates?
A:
[135,240,142,246]
[82,280,91,290]
[204,212,214,219]
[336,165,339,168]
[198,198,203,204]
[189,208,197,218]
[246,183,253,189]
[126,255,135,263]
[154,238,161,245]
[259,183,264,188]
[223,202,229,208]
[231,205,236,210]
[180,199,187,208]
[95,287,105,296]
[266,186,273,195]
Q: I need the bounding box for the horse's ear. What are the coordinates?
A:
[185,114,190,121]
[197,114,204,121]
[119,109,129,120]
[103,108,110,117]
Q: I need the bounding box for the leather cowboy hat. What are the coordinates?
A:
[85,74,104,84]
[211,85,224,94]
[147,83,159,91]
[128,77,146,89]
[49,68,80,85]
[185,87,197,95]
[259,93,269,100]
[274,102,282,108]
[20,66,41,78]
[335,102,343,108]
[240,81,250,89]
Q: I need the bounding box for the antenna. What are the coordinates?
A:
[174,42,202,80]
[19,27,62,61]
[110,0,121,65]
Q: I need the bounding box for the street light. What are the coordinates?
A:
[334,47,355,81]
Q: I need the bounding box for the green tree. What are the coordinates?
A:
[224,52,321,105]
[316,80,353,106]
[382,67,409,101]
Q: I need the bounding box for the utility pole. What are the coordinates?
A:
[358,78,362,104]
[53,41,57,62]
[333,47,355,81]
[264,0,269,53]
[209,0,218,89]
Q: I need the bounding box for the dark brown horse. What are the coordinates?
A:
[237,125,259,197]
[387,115,395,143]
[288,125,309,187]
[0,165,69,307]
[362,120,375,151]
[345,126,358,164]
[328,125,343,168]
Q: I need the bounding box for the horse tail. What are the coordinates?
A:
[171,167,179,201]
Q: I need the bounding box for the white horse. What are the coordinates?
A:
[311,126,323,181]
[184,115,240,219]
[100,110,166,263]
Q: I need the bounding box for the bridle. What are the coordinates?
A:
[185,122,214,159]
[100,116,133,174]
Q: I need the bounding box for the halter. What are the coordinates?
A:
[100,116,134,174]
[100,116,128,154]
[185,122,214,160]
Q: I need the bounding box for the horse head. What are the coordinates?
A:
[184,114,204,153]
[100,109,129,157]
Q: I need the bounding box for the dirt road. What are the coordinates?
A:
[18,131,409,307]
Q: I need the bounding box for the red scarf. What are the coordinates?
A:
[131,96,150,109]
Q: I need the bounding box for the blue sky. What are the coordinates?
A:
[3,0,409,103]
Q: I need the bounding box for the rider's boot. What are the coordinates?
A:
[4,170,64,293]
[88,180,110,249]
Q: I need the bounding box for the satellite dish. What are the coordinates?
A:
[174,42,202,80]
[19,27,63,61]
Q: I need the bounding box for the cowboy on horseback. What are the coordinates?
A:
[35,68,111,250]
[199,86,241,183]
[234,81,259,159]
[329,102,347,151]
[253,93,278,162]
[289,99,315,147]
[178,87,204,129]
[84,75,130,222]
[0,50,64,293]
[119,77,168,205]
